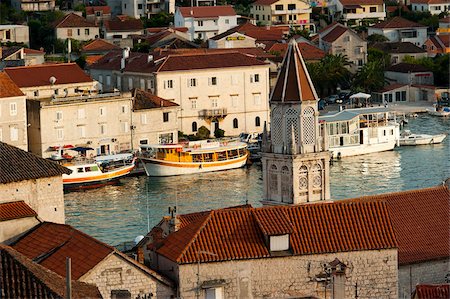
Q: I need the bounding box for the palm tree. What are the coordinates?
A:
[352,60,387,93]
[320,54,352,95]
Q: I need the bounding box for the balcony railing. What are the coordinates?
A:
[271,8,311,15]
[342,11,386,20]
[198,108,227,119]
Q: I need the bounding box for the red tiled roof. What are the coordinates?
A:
[271,40,317,102]
[210,22,285,41]
[54,13,97,28]
[23,48,45,55]
[0,141,71,184]
[322,26,348,43]
[339,0,382,5]
[4,63,93,88]
[252,0,279,5]
[156,52,267,72]
[0,245,102,299]
[12,222,114,280]
[372,16,426,29]
[440,16,450,23]
[147,27,188,33]
[85,5,111,15]
[435,35,450,47]
[410,0,448,3]
[413,284,450,299]
[269,42,326,60]
[346,186,450,265]
[178,5,236,18]
[156,200,397,264]
[378,83,408,92]
[133,89,179,110]
[82,38,120,52]
[90,50,162,72]
[85,54,105,65]
[104,18,143,32]
[0,201,37,221]
[0,72,24,98]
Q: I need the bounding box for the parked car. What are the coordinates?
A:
[326,95,339,104]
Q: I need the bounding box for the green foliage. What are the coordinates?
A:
[75,54,87,69]
[367,48,391,67]
[402,54,449,87]
[133,41,151,53]
[214,128,225,138]
[367,33,389,44]
[27,11,65,51]
[74,4,86,16]
[196,126,210,140]
[0,3,26,24]
[392,10,441,31]
[352,60,387,93]
[288,28,310,39]
[143,13,174,28]
[193,37,204,45]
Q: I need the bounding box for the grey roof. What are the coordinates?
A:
[386,63,431,73]
[319,107,391,122]
[371,42,426,54]
[0,142,71,184]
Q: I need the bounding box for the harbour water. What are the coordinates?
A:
[65,114,449,245]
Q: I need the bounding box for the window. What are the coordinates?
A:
[149,79,154,89]
[138,3,142,9]
[189,78,197,87]
[10,126,18,141]
[77,29,80,36]
[163,112,169,122]
[256,14,259,21]
[233,118,238,128]
[209,77,217,86]
[370,6,376,12]
[117,76,121,89]
[205,287,224,299]
[56,111,63,121]
[262,15,265,20]
[106,75,111,86]
[211,97,218,108]
[10,102,17,116]
[34,90,39,97]
[100,124,107,135]
[253,93,261,105]
[198,20,203,26]
[56,128,63,140]
[140,139,148,145]
[288,4,296,10]
[255,116,261,127]
[121,105,128,114]
[79,126,86,137]
[275,4,283,10]
[358,59,363,66]
[128,77,133,89]
[98,75,103,84]
[251,74,260,83]
[191,98,197,109]
[225,19,229,24]
[231,95,239,107]
[122,121,129,133]
[99,107,106,116]
[67,29,72,37]
[192,121,198,132]
[270,235,289,251]
[124,3,126,8]
[140,78,145,90]
[96,11,101,16]
[141,114,147,124]
[85,29,90,35]
[164,80,173,89]
[54,89,59,95]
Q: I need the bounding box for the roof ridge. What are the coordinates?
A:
[344,185,449,202]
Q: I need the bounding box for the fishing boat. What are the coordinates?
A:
[319,107,400,159]
[427,106,450,117]
[399,130,447,146]
[139,140,248,176]
[62,155,135,190]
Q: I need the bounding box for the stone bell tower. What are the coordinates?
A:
[261,39,331,205]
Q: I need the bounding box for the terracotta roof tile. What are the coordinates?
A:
[132,89,179,110]
[271,40,317,102]
[0,201,37,221]
[252,0,279,5]
[12,222,114,280]
[0,142,71,184]
[435,35,450,47]
[85,54,105,65]
[413,284,450,299]
[82,38,120,52]
[0,72,24,98]
[23,48,45,55]
[54,13,97,28]
[372,16,426,29]
[322,26,348,43]
[0,245,102,299]
[269,42,326,60]
[178,5,236,18]
[4,63,93,88]
[104,18,143,32]
[385,62,431,73]
[85,5,111,15]
[156,200,397,264]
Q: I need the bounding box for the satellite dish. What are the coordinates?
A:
[134,235,145,245]
[49,76,57,85]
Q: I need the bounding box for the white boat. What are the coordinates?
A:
[427,106,450,117]
[399,130,447,146]
[319,107,400,159]
[139,140,248,176]
[62,155,135,190]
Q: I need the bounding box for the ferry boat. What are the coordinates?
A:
[319,107,400,159]
[139,140,248,176]
[62,155,135,190]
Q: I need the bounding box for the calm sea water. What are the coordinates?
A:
[65,114,450,245]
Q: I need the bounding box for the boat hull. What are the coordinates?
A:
[63,164,135,189]
[329,141,397,159]
[399,134,446,146]
[140,154,248,176]
[428,110,450,117]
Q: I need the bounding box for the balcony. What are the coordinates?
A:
[271,8,311,15]
[342,11,386,20]
[198,108,227,119]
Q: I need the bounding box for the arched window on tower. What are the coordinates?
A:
[255,116,261,127]
[233,118,239,129]
[281,166,292,203]
[192,121,198,132]
[269,164,279,200]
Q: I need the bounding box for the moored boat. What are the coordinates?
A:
[427,106,450,117]
[62,155,135,190]
[139,140,248,176]
[399,130,447,146]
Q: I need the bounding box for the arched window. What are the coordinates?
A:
[192,121,198,132]
[299,165,308,191]
[233,118,238,129]
[255,116,261,127]
[281,166,292,203]
[269,164,279,199]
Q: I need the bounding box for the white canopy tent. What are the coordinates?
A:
[349,92,371,99]
[349,92,372,107]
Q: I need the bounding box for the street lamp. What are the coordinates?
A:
[196,250,218,299]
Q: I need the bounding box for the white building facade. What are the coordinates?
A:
[368,17,428,46]
[0,25,30,46]
[411,0,450,15]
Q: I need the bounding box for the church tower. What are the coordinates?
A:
[261,39,331,205]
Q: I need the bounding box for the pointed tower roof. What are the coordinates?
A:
[271,39,318,103]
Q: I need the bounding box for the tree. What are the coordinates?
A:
[352,60,387,93]
[143,12,173,28]
[367,33,389,44]
[367,48,391,67]
[196,126,210,139]
[214,128,225,138]
[402,54,449,87]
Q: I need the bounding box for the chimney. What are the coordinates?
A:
[123,47,130,59]
[169,216,181,233]
[147,54,153,63]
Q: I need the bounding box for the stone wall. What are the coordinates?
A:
[398,259,450,299]
[176,249,398,299]
[82,253,174,299]
[0,217,40,244]
[0,176,65,224]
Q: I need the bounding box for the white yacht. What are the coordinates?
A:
[319,107,400,159]
[399,130,447,146]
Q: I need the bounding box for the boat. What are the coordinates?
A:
[319,107,400,159]
[399,130,447,146]
[62,155,135,190]
[427,105,450,117]
[139,140,248,176]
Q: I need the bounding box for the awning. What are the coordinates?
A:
[350,92,371,99]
